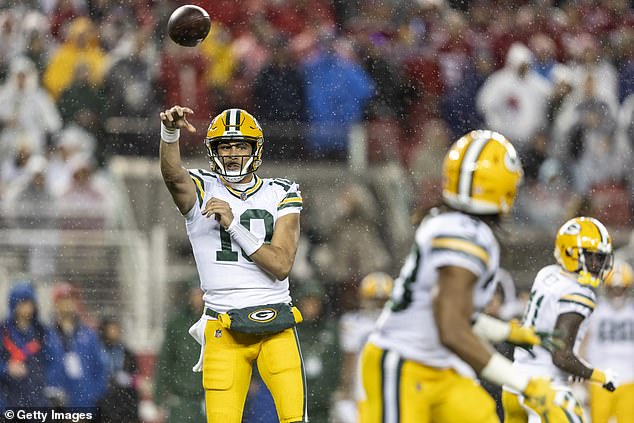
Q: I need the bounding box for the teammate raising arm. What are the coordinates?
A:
[159,105,306,423]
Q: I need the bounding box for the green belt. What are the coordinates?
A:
[204,308,219,318]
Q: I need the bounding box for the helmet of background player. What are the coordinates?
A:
[360,272,394,301]
[204,109,264,183]
[442,130,523,215]
[554,217,614,288]
[605,258,633,289]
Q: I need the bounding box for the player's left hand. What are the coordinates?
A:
[591,368,618,392]
[508,320,564,353]
[203,197,234,228]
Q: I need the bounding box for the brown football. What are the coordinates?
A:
[167,5,211,47]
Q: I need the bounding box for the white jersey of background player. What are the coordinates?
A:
[583,259,634,423]
[333,272,393,423]
[503,217,618,423]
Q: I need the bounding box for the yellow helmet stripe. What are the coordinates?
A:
[458,135,490,200]
[559,294,596,311]
[431,237,490,264]
[590,218,609,246]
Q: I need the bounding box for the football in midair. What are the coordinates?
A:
[167,5,211,47]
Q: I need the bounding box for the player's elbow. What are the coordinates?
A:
[161,168,184,188]
[437,318,463,350]
[438,328,462,351]
[272,261,292,281]
[552,349,572,369]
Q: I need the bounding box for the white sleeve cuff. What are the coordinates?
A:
[226,218,264,256]
[481,353,529,393]
[472,313,511,343]
[161,122,180,143]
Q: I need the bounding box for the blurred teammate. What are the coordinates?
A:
[359,130,559,423]
[503,216,617,422]
[334,272,393,422]
[583,259,634,423]
[159,105,305,423]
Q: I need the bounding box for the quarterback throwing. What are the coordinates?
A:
[159,106,306,423]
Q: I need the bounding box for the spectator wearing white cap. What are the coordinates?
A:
[47,123,97,197]
[2,154,58,279]
[476,42,552,154]
[56,154,113,230]
[0,56,62,157]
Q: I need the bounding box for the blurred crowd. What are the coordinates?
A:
[0,281,139,422]
[0,0,632,230]
[1,0,634,421]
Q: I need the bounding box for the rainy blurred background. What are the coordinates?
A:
[0,0,633,421]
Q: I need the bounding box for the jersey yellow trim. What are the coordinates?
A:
[559,294,596,310]
[277,197,303,207]
[431,237,490,263]
[188,172,205,207]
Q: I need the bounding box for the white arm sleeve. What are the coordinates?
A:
[472,313,511,343]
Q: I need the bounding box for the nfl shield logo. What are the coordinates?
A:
[240,192,247,201]
[214,329,222,338]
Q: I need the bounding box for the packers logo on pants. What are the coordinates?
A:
[248,308,277,322]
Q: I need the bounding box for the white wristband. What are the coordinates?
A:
[481,353,529,393]
[161,122,180,143]
[472,313,511,343]
[226,218,264,256]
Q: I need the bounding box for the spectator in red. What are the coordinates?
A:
[49,0,86,41]
[263,0,335,37]
[158,39,213,151]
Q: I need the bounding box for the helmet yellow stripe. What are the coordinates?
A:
[458,135,490,200]
[590,218,609,246]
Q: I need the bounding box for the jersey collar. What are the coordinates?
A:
[221,174,263,201]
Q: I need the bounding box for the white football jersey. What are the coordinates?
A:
[513,264,596,383]
[368,211,500,368]
[340,310,381,354]
[184,169,302,312]
[584,297,634,382]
